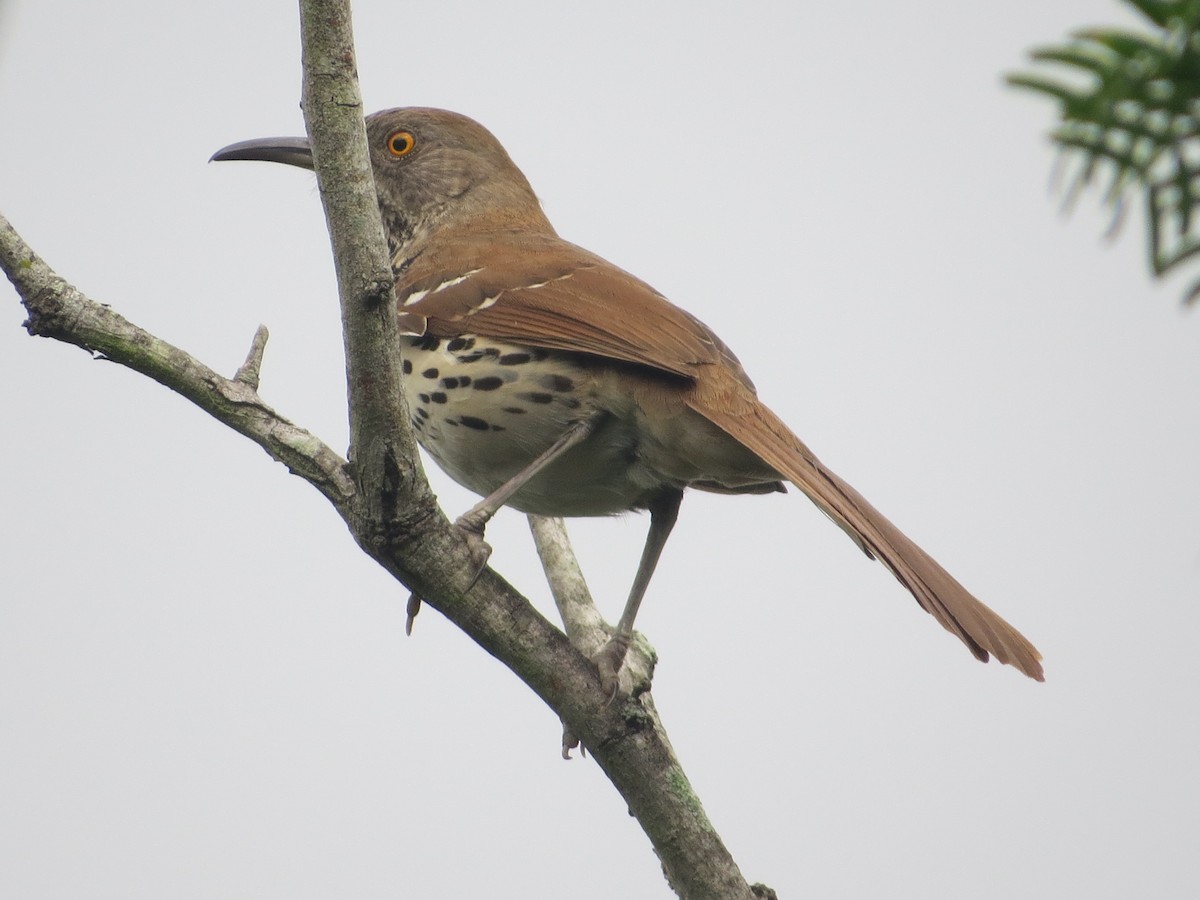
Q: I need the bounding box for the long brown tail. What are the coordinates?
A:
[692,391,1044,681]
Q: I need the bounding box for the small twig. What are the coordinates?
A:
[234,324,270,389]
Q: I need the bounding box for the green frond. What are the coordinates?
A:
[1125,0,1200,29]
[1004,73,1087,106]
[1029,44,1123,77]
[1008,0,1200,304]
[1124,0,1174,27]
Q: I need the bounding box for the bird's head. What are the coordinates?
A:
[212,107,549,256]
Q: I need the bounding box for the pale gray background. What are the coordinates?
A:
[2,2,1198,898]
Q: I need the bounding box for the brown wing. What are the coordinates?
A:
[393,231,754,387]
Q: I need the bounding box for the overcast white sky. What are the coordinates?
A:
[2,2,1198,898]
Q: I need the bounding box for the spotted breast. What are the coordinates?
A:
[402,333,648,517]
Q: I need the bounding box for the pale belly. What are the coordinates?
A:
[401,334,658,516]
[400,334,783,517]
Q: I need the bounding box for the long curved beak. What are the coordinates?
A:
[210,136,314,170]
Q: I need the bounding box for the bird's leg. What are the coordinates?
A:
[594,490,683,697]
[407,415,600,636]
[454,415,600,569]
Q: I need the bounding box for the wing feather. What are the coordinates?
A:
[395,233,747,384]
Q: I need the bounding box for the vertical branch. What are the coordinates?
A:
[297,0,429,535]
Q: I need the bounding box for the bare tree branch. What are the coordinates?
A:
[0,213,354,509]
[1,2,770,895]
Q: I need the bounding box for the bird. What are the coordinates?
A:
[212,107,1044,688]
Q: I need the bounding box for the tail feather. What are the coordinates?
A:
[692,393,1044,681]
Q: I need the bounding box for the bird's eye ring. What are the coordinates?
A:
[387,130,416,157]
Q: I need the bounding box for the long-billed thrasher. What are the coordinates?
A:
[213,107,1044,686]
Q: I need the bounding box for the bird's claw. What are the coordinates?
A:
[561,724,585,759]
[591,634,631,702]
[453,512,494,579]
[405,515,493,637]
[404,592,422,636]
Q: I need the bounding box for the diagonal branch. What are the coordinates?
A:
[527,514,610,649]
[0,213,354,509]
[527,514,656,694]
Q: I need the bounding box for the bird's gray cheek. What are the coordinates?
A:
[445,173,474,199]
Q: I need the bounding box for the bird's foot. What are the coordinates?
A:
[404,592,422,636]
[591,633,632,701]
[561,723,585,760]
[453,510,494,577]
[405,513,493,637]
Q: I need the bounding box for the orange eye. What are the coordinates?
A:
[387,130,416,157]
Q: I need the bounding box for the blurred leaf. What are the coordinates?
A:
[1008,0,1200,304]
